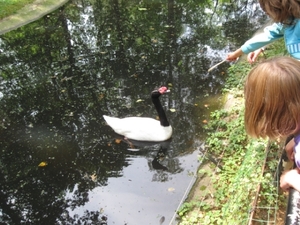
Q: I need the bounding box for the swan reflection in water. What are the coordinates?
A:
[106,133,184,178]
[121,138,172,172]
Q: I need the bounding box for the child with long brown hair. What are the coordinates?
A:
[244,56,300,192]
[227,0,300,63]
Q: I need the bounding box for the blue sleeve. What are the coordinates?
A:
[241,23,284,54]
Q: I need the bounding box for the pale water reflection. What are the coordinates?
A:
[68,151,200,225]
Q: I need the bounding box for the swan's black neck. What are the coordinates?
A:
[152,94,170,127]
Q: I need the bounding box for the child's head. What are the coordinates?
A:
[244,56,300,139]
[259,0,300,24]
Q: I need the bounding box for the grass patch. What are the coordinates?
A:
[0,0,36,20]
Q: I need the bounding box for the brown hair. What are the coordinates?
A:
[259,0,300,24]
[244,56,300,139]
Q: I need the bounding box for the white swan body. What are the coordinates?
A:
[103,86,173,142]
[103,115,172,142]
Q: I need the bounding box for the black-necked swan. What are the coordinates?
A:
[103,86,173,142]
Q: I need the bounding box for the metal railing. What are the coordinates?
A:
[285,188,300,225]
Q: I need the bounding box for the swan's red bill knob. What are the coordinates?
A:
[158,86,169,94]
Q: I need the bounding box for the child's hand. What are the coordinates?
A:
[280,168,300,192]
[226,48,243,61]
[226,53,239,61]
[247,49,263,64]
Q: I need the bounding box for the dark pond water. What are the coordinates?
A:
[0,0,266,224]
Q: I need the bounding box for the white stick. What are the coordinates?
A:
[207,59,227,72]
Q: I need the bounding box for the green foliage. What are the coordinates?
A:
[0,0,35,20]
[178,98,281,224]
[223,61,252,91]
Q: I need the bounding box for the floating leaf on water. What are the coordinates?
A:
[98,94,105,100]
[90,173,97,181]
[115,139,122,144]
[169,108,176,112]
[168,187,175,192]
[187,171,194,176]
[136,99,144,102]
[38,162,48,167]
[159,216,165,225]
[130,73,138,78]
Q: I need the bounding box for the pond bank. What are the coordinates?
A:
[0,0,68,35]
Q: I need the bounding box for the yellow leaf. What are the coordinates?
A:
[170,108,176,112]
[115,139,122,144]
[136,99,144,102]
[90,173,97,181]
[98,94,105,100]
[38,162,48,167]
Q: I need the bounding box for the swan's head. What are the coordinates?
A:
[152,86,170,97]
